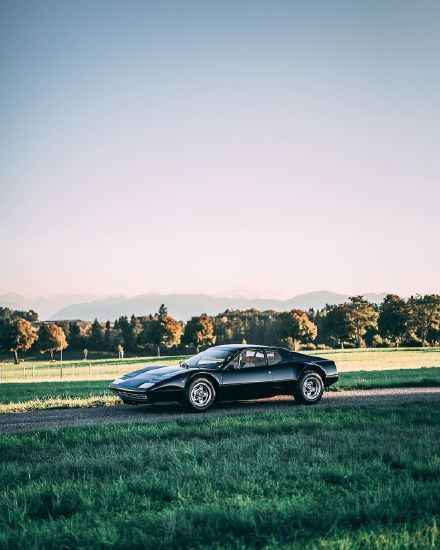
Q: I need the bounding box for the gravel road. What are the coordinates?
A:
[1,387,439,433]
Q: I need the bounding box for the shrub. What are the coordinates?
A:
[372,335,383,347]
[342,341,356,349]
[402,336,423,347]
[380,338,395,348]
[316,344,330,350]
[301,343,316,351]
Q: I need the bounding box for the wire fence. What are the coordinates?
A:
[0,356,187,383]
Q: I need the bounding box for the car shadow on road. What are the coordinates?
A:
[121,396,296,417]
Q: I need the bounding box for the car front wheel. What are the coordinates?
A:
[184,377,216,412]
[293,370,324,405]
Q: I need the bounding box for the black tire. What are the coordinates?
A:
[293,369,324,405]
[184,377,216,412]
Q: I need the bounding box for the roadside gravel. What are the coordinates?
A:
[0,387,439,433]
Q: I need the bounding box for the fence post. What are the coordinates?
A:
[89,362,91,376]
[61,362,63,379]
[23,363,25,379]
[73,363,75,378]
[0,365,2,381]
[32,364,35,379]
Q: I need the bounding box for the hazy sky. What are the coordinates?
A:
[1,0,439,299]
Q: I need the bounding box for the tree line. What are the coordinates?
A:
[0,294,439,363]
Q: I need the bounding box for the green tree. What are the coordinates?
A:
[117,316,131,349]
[378,294,408,346]
[321,304,351,348]
[137,315,154,350]
[0,307,38,322]
[88,318,104,350]
[0,318,38,364]
[130,315,142,350]
[183,314,216,352]
[158,304,168,319]
[68,322,84,350]
[38,323,68,361]
[427,325,440,346]
[140,308,182,356]
[407,294,440,346]
[212,309,280,346]
[346,296,378,348]
[213,311,246,344]
[104,320,113,351]
[277,309,317,351]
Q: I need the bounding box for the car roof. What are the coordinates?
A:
[213,344,280,351]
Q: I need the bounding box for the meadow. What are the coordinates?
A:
[0,367,439,413]
[0,354,187,383]
[0,402,439,549]
[1,347,439,413]
[317,347,440,372]
[1,347,439,383]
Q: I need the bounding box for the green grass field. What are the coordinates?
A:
[0,402,439,548]
[1,348,439,383]
[0,355,187,382]
[1,367,439,413]
[316,347,440,371]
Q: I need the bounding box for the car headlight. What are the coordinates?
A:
[139,382,155,389]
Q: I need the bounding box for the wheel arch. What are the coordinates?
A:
[186,371,220,390]
[298,362,327,383]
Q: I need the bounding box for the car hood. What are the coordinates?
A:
[110,364,185,389]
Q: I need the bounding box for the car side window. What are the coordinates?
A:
[266,350,283,366]
[239,350,266,369]
[227,354,240,369]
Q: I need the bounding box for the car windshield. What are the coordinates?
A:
[185,348,233,369]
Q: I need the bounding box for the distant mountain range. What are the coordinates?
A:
[0,291,388,321]
[0,292,98,321]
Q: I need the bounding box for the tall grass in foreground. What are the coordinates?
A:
[0,402,439,548]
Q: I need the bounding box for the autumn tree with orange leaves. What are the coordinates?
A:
[38,323,68,361]
[0,318,38,364]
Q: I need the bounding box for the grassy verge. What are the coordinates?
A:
[0,355,188,383]
[315,347,440,372]
[329,366,440,391]
[0,402,439,548]
[0,396,119,414]
[0,367,439,413]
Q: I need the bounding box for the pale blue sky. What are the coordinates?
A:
[1,0,439,298]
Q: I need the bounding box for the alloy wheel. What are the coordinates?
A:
[303,375,322,399]
[190,382,213,407]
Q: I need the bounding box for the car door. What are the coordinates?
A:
[220,349,273,400]
[267,348,294,395]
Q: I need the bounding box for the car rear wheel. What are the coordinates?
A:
[293,369,324,405]
[184,377,216,412]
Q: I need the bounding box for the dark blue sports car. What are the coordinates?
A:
[109,344,338,412]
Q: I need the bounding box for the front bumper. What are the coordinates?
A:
[109,386,149,403]
[325,374,339,387]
